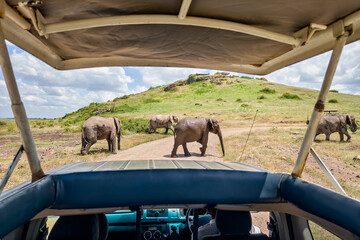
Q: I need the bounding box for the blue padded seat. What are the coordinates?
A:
[48,213,108,240]
[200,210,269,240]
[0,177,54,237]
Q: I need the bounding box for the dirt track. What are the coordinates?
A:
[102,127,303,162]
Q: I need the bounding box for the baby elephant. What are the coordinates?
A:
[171,117,225,158]
[315,114,357,142]
[81,116,122,154]
[148,114,179,134]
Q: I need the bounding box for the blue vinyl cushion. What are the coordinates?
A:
[0,177,54,237]
[280,175,360,236]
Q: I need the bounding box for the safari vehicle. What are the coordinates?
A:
[0,0,360,239]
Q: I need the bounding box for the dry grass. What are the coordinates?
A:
[0,126,167,191]
[223,127,360,200]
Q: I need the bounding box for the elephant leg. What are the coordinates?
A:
[344,131,351,141]
[170,126,175,133]
[81,137,87,154]
[165,128,169,134]
[110,133,117,154]
[338,132,344,142]
[171,141,181,158]
[200,135,209,156]
[325,132,330,141]
[183,143,191,157]
[83,141,94,155]
[107,138,112,151]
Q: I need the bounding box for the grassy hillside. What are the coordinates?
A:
[58,74,360,132]
[1,73,359,200]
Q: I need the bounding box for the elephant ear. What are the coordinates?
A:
[208,118,214,130]
[169,115,174,124]
[113,118,119,133]
[172,115,178,123]
[346,115,351,125]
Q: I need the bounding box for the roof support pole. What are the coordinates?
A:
[292,32,349,178]
[310,147,347,195]
[0,21,45,182]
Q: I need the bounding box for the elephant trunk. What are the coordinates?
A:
[217,128,225,156]
[350,120,358,132]
[350,124,357,132]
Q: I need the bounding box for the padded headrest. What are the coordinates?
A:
[215,210,252,236]
[48,213,108,240]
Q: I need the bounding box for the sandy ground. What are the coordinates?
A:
[102,127,300,162]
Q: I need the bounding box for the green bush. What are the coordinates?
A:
[256,77,268,81]
[241,103,250,107]
[241,76,254,79]
[329,90,339,93]
[236,98,242,102]
[258,95,266,99]
[328,99,338,103]
[187,74,197,84]
[216,98,225,102]
[121,118,149,133]
[280,92,302,100]
[260,87,276,94]
[0,121,6,126]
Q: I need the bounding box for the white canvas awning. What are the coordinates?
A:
[2,0,360,74]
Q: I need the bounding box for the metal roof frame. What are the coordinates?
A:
[0,0,359,188]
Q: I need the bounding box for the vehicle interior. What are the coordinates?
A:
[0,0,360,240]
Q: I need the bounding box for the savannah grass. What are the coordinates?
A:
[1,75,359,197]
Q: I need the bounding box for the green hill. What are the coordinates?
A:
[59,73,360,133]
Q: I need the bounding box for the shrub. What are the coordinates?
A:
[241,103,250,107]
[121,118,149,133]
[280,92,302,100]
[0,121,6,126]
[216,98,225,102]
[187,74,197,84]
[241,76,254,79]
[258,95,266,99]
[256,77,268,81]
[329,89,339,93]
[236,98,242,102]
[260,87,276,94]
[328,99,338,103]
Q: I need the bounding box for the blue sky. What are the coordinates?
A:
[0,41,359,118]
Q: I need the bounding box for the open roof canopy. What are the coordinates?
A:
[2,0,360,74]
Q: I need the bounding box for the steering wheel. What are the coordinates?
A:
[185,208,193,234]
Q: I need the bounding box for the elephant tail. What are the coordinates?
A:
[81,127,89,145]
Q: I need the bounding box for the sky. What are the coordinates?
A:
[0,41,359,119]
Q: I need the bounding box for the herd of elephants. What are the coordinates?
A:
[80,113,357,157]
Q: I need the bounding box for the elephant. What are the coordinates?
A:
[81,116,122,155]
[148,114,179,134]
[315,114,357,142]
[171,117,225,158]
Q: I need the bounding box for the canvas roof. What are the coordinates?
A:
[2,0,360,74]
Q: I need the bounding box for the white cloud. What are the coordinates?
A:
[265,41,360,94]
[137,67,209,86]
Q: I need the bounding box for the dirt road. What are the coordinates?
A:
[102,127,303,162]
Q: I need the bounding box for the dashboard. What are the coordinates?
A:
[106,209,188,240]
